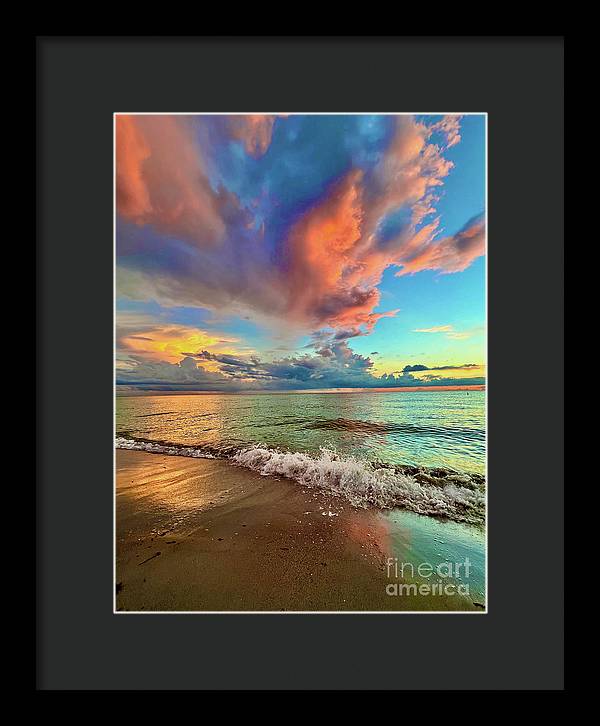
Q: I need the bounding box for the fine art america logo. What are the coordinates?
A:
[386,557,472,597]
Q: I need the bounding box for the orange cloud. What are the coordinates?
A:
[116,115,152,218]
[279,117,468,335]
[429,115,462,149]
[116,115,483,345]
[116,115,229,247]
[397,216,485,276]
[228,115,282,158]
[285,169,363,317]
[117,321,242,368]
[281,169,399,336]
[365,116,454,230]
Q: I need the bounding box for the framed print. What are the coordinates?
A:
[37,36,564,691]
[114,112,487,614]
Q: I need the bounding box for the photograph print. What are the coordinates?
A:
[115,113,486,613]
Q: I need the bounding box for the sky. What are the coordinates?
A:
[116,114,485,392]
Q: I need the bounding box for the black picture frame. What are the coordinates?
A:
[36,36,564,691]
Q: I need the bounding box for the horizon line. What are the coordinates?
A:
[116,383,486,397]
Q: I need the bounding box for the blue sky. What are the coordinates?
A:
[116,114,485,391]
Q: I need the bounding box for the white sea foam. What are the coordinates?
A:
[116,437,485,525]
[115,437,216,459]
[231,446,484,525]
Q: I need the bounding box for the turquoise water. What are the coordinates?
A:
[116,389,485,475]
[116,390,485,525]
[381,509,486,604]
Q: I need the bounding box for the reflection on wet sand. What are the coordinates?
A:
[116,450,485,612]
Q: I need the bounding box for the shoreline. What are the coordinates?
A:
[116,450,485,612]
[116,437,486,526]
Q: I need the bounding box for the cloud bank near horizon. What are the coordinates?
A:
[117,343,484,392]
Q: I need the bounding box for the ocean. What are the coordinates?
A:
[116,389,486,526]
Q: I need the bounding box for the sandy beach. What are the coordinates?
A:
[116,450,485,612]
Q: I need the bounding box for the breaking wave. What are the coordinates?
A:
[115,436,485,526]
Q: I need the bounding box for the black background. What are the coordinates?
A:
[37,37,564,690]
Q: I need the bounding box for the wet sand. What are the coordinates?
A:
[116,450,485,612]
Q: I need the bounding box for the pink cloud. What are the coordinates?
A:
[396,216,485,276]
[279,116,476,332]
[429,115,462,149]
[117,114,483,342]
[116,115,230,247]
[227,115,282,157]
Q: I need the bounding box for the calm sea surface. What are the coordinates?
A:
[116,389,485,475]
